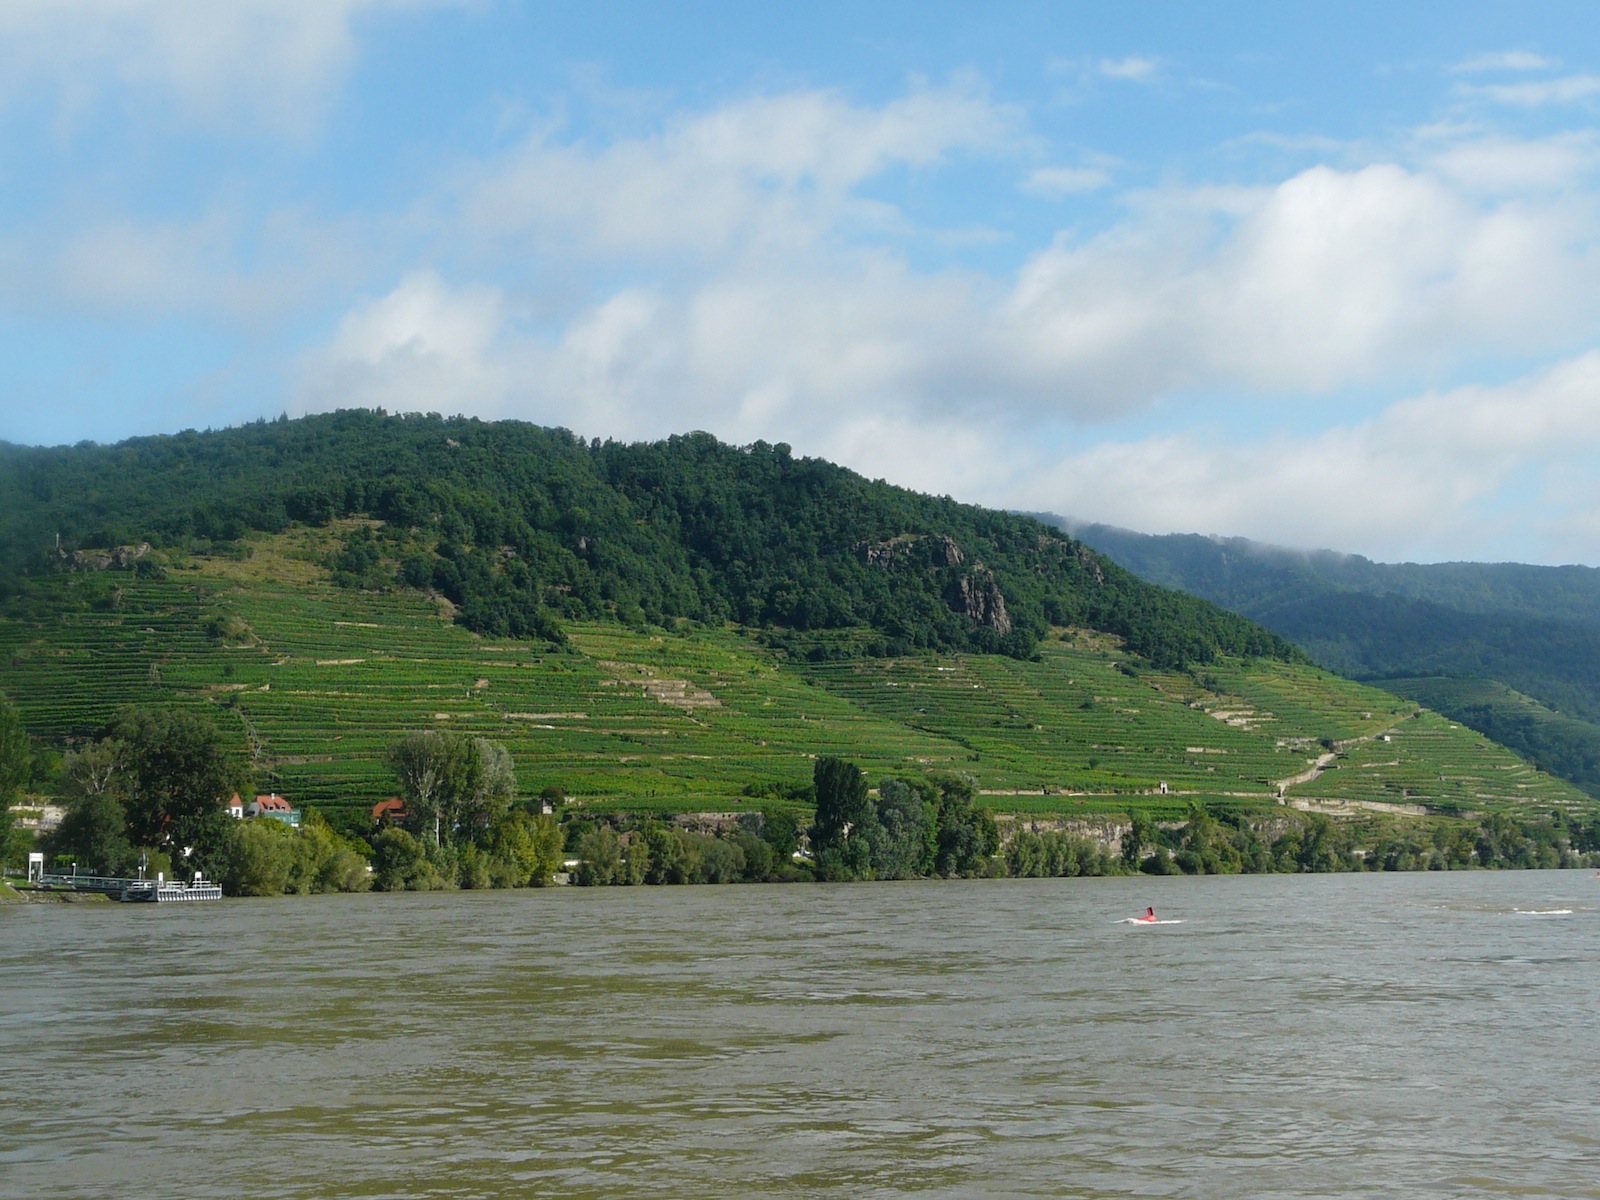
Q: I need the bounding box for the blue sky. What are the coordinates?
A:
[4,2,1600,565]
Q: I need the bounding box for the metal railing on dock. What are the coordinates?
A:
[30,871,223,902]
[35,872,133,895]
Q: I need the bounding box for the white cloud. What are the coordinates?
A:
[1099,56,1158,82]
[0,207,373,321]
[993,162,1599,404]
[297,254,996,449]
[1464,75,1600,108]
[1023,166,1113,197]
[458,83,1600,418]
[1452,51,1557,74]
[464,85,1022,259]
[327,269,504,364]
[297,270,520,414]
[1425,132,1600,192]
[1018,352,1600,561]
[313,119,1600,453]
[0,0,458,131]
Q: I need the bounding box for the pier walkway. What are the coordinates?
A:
[25,860,222,902]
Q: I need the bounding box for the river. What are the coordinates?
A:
[3,871,1598,1198]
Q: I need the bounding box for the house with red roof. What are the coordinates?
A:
[246,793,301,828]
[371,797,409,826]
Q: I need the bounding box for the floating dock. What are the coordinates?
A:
[25,856,223,902]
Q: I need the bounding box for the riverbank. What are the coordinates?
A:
[0,880,113,905]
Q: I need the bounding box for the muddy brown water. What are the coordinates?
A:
[3,871,1598,1198]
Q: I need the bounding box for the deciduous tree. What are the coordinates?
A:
[489,810,563,885]
[48,792,137,876]
[388,730,476,846]
[103,707,241,850]
[871,778,934,880]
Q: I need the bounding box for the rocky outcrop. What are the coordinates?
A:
[860,534,1010,635]
[1075,544,1105,585]
[950,566,1012,636]
[58,543,151,572]
[861,534,915,567]
[861,532,966,569]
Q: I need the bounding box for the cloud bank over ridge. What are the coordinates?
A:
[295,81,1600,563]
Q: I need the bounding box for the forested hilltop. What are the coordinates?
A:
[1050,520,1600,800]
[0,411,1294,669]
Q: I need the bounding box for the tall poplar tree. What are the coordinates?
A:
[105,707,240,849]
[809,756,869,856]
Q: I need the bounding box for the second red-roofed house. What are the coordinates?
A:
[371,797,409,826]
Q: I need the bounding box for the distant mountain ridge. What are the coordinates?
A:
[1037,518,1600,798]
[1053,523,1600,625]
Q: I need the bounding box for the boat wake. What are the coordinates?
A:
[1512,908,1573,917]
[1118,918,1186,925]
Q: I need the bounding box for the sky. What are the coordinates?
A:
[4,2,1600,566]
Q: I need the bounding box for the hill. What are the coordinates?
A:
[0,411,1294,671]
[1049,520,1600,799]
[1,525,1589,836]
[1,412,1593,855]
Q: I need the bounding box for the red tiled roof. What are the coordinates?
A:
[372,797,408,820]
[254,794,292,811]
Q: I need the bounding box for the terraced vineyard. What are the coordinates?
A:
[1290,709,1592,818]
[1,529,1592,826]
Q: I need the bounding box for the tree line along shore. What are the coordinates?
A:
[4,698,1596,900]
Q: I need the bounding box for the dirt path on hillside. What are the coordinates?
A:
[1276,752,1336,793]
[1273,718,1409,798]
